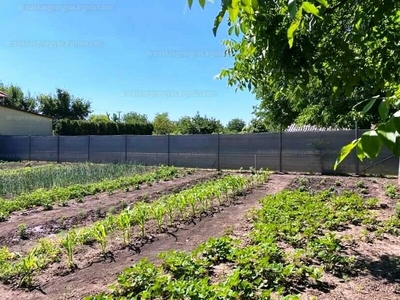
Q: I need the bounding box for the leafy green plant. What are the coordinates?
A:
[93,223,109,256]
[61,231,78,269]
[18,224,28,240]
[134,203,149,238]
[151,204,166,233]
[117,209,133,246]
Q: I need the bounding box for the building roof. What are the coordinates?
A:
[0,91,7,98]
[285,124,351,132]
[0,104,54,120]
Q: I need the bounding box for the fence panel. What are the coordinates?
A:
[30,136,58,161]
[282,131,356,174]
[357,130,399,175]
[0,136,30,161]
[219,133,280,170]
[169,134,218,168]
[127,135,168,165]
[89,135,125,163]
[59,136,89,162]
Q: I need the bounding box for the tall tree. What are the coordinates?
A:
[226,118,246,133]
[153,112,177,135]
[176,112,224,134]
[190,0,400,174]
[38,88,91,120]
[123,112,150,125]
[0,84,37,112]
[88,114,111,123]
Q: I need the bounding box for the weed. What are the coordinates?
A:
[18,224,28,240]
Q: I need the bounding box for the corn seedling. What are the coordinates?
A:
[61,231,78,269]
[93,223,109,256]
[164,199,176,226]
[118,209,132,246]
[134,203,149,238]
[18,248,38,288]
[152,204,166,232]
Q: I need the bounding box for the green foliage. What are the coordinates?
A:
[0,166,180,218]
[0,171,270,287]
[189,0,400,166]
[0,84,37,111]
[385,183,399,199]
[38,88,91,120]
[152,112,177,135]
[54,119,153,135]
[0,163,148,198]
[86,186,376,299]
[176,112,224,134]
[88,114,112,123]
[123,112,151,125]
[225,118,246,133]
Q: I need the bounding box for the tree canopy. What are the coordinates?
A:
[176,112,224,134]
[38,88,91,120]
[189,0,400,169]
[226,118,246,133]
[123,112,151,125]
[153,112,177,135]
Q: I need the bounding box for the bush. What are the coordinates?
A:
[54,119,153,135]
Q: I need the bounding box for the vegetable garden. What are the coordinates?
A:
[0,162,399,299]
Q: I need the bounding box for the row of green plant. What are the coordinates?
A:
[0,171,270,287]
[0,166,182,221]
[0,163,151,198]
[85,189,378,299]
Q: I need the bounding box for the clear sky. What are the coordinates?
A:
[0,0,258,125]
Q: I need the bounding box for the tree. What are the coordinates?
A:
[176,112,224,134]
[242,117,269,133]
[38,88,91,120]
[88,114,111,123]
[0,84,37,112]
[226,118,246,133]
[190,0,400,178]
[153,112,177,135]
[123,112,150,125]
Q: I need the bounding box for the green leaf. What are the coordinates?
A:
[362,98,377,113]
[356,142,366,161]
[188,0,194,9]
[287,8,303,48]
[355,18,362,30]
[334,138,360,170]
[235,24,240,36]
[199,0,206,9]
[228,26,234,35]
[316,0,328,8]
[251,0,259,10]
[359,130,382,159]
[288,0,297,19]
[377,121,400,156]
[378,100,389,120]
[228,0,240,23]
[213,10,226,36]
[302,2,321,18]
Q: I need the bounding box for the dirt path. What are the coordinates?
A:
[0,174,296,300]
[0,171,219,249]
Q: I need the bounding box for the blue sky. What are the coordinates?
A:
[0,0,258,125]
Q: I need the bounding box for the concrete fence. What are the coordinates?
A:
[0,131,398,175]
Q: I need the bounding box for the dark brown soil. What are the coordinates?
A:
[0,174,296,300]
[1,171,219,249]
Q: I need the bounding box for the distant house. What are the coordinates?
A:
[0,92,53,136]
[285,124,351,132]
[0,91,7,104]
